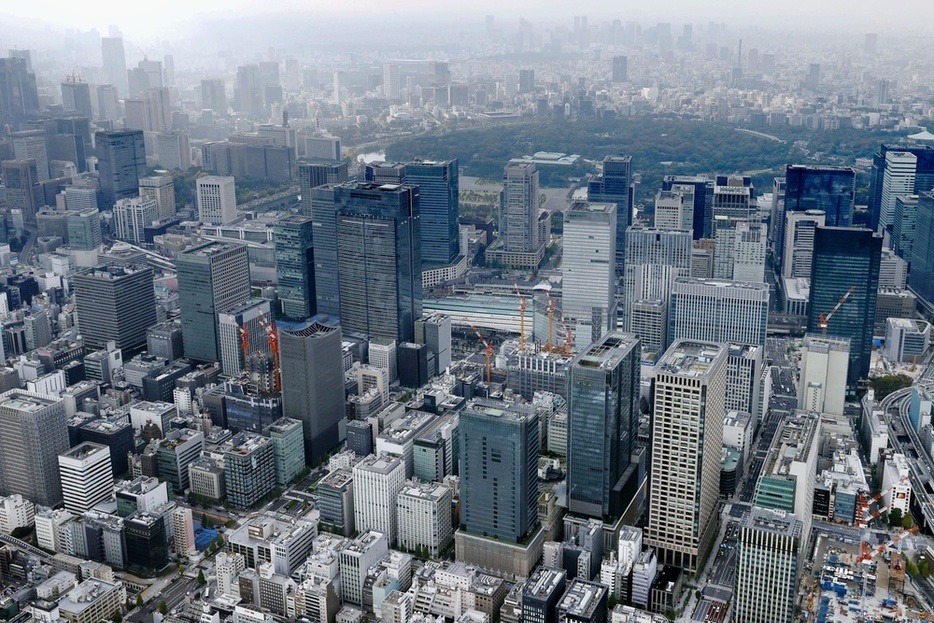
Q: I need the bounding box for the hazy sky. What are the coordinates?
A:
[3,0,933,39]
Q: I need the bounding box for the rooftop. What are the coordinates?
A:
[558,579,606,617]
[0,390,60,412]
[60,442,109,461]
[763,411,820,478]
[524,566,566,599]
[656,340,726,379]
[354,453,403,475]
[744,507,802,538]
[58,579,121,614]
[573,332,639,370]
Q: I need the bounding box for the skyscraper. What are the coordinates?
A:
[329,182,422,343]
[910,192,934,305]
[405,159,460,266]
[893,195,919,263]
[201,78,226,114]
[612,56,628,82]
[0,389,69,508]
[58,442,114,513]
[562,202,617,347]
[502,161,541,253]
[100,37,128,95]
[662,175,713,240]
[1,159,41,225]
[669,277,770,347]
[646,340,726,573]
[299,162,349,212]
[878,151,917,232]
[11,130,49,181]
[274,216,315,321]
[196,175,237,225]
[217,298,272,377]
[588,155,632,271]
[712,175,754,222]
[622,226,692,337]
[868,144,934,233]
[0,57,40,126]
[139,175,177,220]
[280,321,345,465]
[73,266,157,354]
[781,210,825,279]
[807,227,882,384]
[96,129,146,207]
[112,197,158,244]
[798,334,849,416]
[712,219,767,283]
[352,453,405,545]
[61,78,93,118]
[567,332,640,519]
[459,398,539,542]
[176,242,251,362]
[783,165,855,229]
[66,208,103,250]
[733,508,802,623]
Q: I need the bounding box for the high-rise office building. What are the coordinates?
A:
[217,298,272,377]
[73,266,157,354]
[11,130,49,181]
[878,151,917,232]
[177,241,251,362]
[670,277,770,347]
[588,155,632,271]
[96,84,119,122]
[304,136,341,161]
[197,175,237,225]
[61,79,93,118]
[0,57,40,126]
[646,340,726,573]
[139,175,177,220]
[96,129,146,207]
[567,332,640,519]
[414,313,452,376]
[807,227,881,384]
[274,215,315,321]
[352,453,405,545]
[329,182,422,343]
[622,227,692,333]
[406,159,459,266]
[562,202,617,346]
[1,159,41,225]
[798,334,849,416]
[224,433,276,509]
[782,210,825,279]
[0,390,69,508]
[712,219,766,282]
[612,56,628,82]
[662,175,713,240]
[66,208,103,250]
[200,78,227,115]
[868,144,934,233]
[893,195,919,263]
[910,193,934,305]
[155,130,191,171]
[783,165,855,228]
[733,508,802,623]
[502,161,541,253]
[299,162,349,214]
[100,37,128,95]
[654,188,693,231]
[459,398,539,542]
[712,175,754,222]
[58,442,114,513]
[112,197,158,244]
[279,321,344,465]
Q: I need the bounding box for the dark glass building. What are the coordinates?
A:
[299,161,349,218]
[95,129,146,207]
[459,398,539,543]
[72,266,157,355]
[274,215,315,321]
[567,332,641,519]
[588,155,632,272]
[123,512,168,572]
[662,174,713,240]
[807,227,882,384]
[405,159,460,266]
[331,182,422,343]
[784,164,855,228]
[0,57,39,127]
[909,192,934,306]
[279,320,345,465]
[176,241,251,362]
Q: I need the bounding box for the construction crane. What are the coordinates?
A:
[545,296,556,352]
[856,475,910,526]
[560,314,573,356]
[470,324,494,383]
[258,314,281,392]
[513,280,527,351]
[819,285,857,334]
[238,324,250,369]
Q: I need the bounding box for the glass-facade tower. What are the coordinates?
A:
[784,165,855,228]
[274,215,315,321]
[588,155,632,272]
[807,227,881,385]
[405,159,459,266]
[567,332,640,519]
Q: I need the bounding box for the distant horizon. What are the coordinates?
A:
[1,0,932,47]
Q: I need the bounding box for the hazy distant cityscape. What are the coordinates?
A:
[0,6,934,623]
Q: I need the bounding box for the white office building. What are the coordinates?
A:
[57,442,113,513]
[622,227,692,331]
[562,202,617,347]
[669,278,770,348]
[396,480,453,558]
[879,151,916,230]
[798,334,849,416]
[112,197,157,245]
[0,494,35,534]
[782,210,825,279]
[882,453,912,514]
[338,531,389,606]
[139,175,177,220]
[173,506,196,557]
[654,189,692,231]
[197,175,237,225]
[352,454,405,545]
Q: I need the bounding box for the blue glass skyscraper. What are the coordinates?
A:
[405,159,460,266]
[868,144,934,233]
[567,332,641,519]
[588,155,632,272]
[784,164,855,228]
[274,215,315,321]
[909,192,934,306]
[807,227,881,385]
